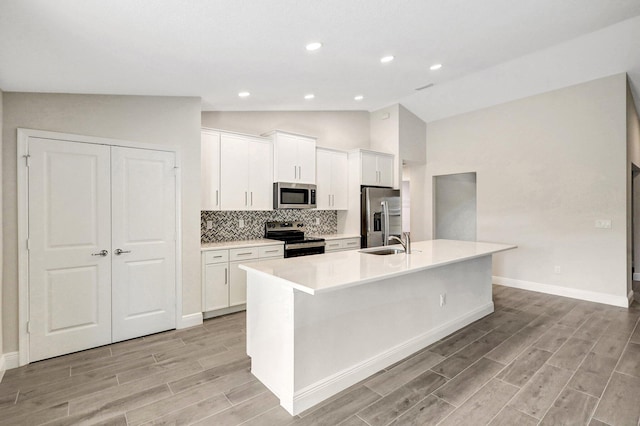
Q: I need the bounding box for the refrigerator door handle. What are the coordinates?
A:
[381,200,389,246]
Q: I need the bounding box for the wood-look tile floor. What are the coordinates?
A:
[2,285,640,426]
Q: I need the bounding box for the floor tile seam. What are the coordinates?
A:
[228,387,270,407]
[195,391,273,426]
[434,327,494,360]
[357,374,448,426]
[362,383,384,397]
[536,326,602,425]
[125,389,226,426]
[589,320,638,423]
[354,413,374,426]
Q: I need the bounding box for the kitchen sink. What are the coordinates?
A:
[359,247,405,255]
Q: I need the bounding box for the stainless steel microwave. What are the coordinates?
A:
[273,182,317,209]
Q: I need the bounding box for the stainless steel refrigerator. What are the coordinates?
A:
[361,187,402,248]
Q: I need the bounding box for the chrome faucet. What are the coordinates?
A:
[388,232,411,254]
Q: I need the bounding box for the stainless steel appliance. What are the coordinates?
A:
[273,182,316,209]
[265,221,325,257]
[361,187,402,248]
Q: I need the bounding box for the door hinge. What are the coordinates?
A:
[27,321,31,334]
[24,154,31,167]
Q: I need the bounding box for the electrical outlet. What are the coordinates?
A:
[206,220,213,230]
[554,265,562,274]
[440,293,446,307]
[315,218,320,225]
[239,219,245,228]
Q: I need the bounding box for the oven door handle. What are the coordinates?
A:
[286,241,326,250]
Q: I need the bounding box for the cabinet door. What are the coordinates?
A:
[377,154,394,188]
[361,151,379,186]
[274,133,299,182]
[248,139,273,210]
[331,152,348,209]
[229,261,247,306]
[201,131,220,210]
[296,136,316,184]
[220,134,249,210]
[204,263,228,311]
[315,149,332,209]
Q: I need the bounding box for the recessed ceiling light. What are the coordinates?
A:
[304,94,315,100]
[430,63,442,70]
[354,95,364,101]
[238,91,250,98]
[380,55,394,63]
[306,42,322,51]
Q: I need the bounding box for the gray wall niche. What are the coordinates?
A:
[202,210,338,242]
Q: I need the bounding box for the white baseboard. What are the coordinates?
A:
[493,276,631,308]
[289,302,494,415]
[177,312,203,329]
[0,352,20,381]
[628,290,636,306]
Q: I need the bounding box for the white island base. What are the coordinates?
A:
[241,240,515,416]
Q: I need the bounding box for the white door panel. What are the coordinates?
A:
[248,140,273,210]
[28,138,112,362]
[220,135,249,210]
[229,261,247,306]
[111,147,176,342]
[296,137,316,184]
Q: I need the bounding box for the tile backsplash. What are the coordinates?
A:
[201,210,338,242]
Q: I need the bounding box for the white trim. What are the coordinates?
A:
[493,276,631,308]
[178,312,204,329]
[203,305,246,320]
[0,354,5,382]
[628,290,635,306]
[0,352,20,381]
[288,302,494,415]
[17,128,184,366]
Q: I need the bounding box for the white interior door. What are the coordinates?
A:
[28,138,112,362]
[111,147,176,342]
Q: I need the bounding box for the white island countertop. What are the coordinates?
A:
[240,239,516,295]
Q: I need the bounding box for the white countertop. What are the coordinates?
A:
[201,239,284,251]
[239,239,516,295]
[311,233,360,241]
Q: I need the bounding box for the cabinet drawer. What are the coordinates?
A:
[259,245,284,258]
[204,250,229,264]
[342,238,361,250]
[325,241,342,252]
[229,247,259,261]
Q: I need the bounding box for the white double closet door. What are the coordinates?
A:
[28,137,177,362]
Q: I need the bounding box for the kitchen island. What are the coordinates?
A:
[239,239,516,415]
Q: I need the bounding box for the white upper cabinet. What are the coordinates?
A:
[267,131,316,184]
[316,148,348,210]
[353,149,395,187]
[219,132,273,210]
[201,130,221,210]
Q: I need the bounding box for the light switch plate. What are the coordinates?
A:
[239,219,245,228]
[206,220,213,230]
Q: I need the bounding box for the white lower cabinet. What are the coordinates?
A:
[324,237,361,253]
[202,243,284,316]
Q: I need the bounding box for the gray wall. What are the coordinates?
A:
[2,93,202,353]
[434,173,477,241]
[424,74,629,301]
[201,110,370,151]
[0,88,3,367]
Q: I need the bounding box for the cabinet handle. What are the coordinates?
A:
[213,255,223,258]
[346,242,357,245]
[264,249,279,253]
[332,194,335,206]
[298,166,301,179]
[294,165,297,179]
[250,191,253,206]
[328,194,331,206]
[236,252,253,256]
[215,190,218,206]
[245,191,248,206]
[225,267,228,285]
